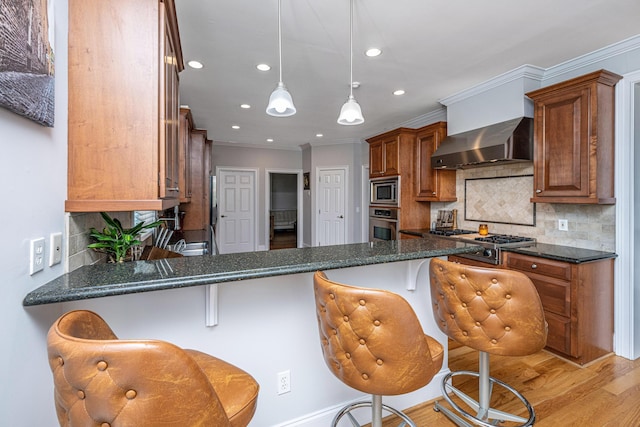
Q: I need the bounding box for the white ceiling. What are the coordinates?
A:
[175,0,640,150]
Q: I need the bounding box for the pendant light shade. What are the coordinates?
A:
[337,0,364,125]
[338,95,364,125]
[267,0,296,117]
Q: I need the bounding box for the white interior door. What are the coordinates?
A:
[218,169,256,254]
[317,168,347,246]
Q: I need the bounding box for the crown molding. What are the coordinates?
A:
[544,34,640,81]
[439,65,545,106]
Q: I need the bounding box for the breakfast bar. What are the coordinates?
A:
[23,237,480,306]
[23,236,482,426]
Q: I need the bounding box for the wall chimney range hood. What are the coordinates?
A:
[431,117,533,169]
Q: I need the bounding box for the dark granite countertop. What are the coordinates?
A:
[23,237,481,306]
[504,243,617,264]
[399,229,617,264]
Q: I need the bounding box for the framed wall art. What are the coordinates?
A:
[0,0,55,127]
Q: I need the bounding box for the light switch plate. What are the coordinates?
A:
[49,232,62,266]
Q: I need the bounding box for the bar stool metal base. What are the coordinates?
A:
[332,395,416,427]
[433,356,535,427]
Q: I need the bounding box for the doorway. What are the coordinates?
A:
[316,167,348,246]
[266,170,303,250]
[216,168,257,254]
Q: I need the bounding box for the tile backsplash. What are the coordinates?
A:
[430,163,615,252]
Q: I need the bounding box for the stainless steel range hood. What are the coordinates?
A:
[431,117,533,169]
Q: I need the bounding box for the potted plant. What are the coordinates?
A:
[88,212,161,263]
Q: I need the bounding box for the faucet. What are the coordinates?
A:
[158,206,181,231]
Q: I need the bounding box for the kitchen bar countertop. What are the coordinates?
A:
[23,237,481,306]
[399,229,617,264]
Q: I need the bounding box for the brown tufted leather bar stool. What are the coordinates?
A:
[313,271,444,427]
[46,310,259,427]
[429,258,547,427]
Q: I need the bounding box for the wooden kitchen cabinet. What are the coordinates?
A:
[181,129,211,231]
[367,127,431,230]
[367,129,412,177]
[179,108,194,203]
[504,252,614,365]
[65,0,184,212]
[414,122,456,202]
[526,70,621,205]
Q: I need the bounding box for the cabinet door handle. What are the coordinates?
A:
[338,215,344,219]
[535,189,542,194]
[221,215,227,218]
[167,187,179,192]
[531,263,537,269]
[432,191,437,195]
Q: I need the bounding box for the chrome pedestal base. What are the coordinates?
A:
[433,353,535,427]
[332,395,416,427]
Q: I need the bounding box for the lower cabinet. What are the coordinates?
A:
[503,252,614,365]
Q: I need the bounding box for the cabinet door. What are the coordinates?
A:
[369,140,384,177]
[179,108,194,202]
[382,139,399,176]
[532,86,590,199]
[415,122,455,201]
[159,7,180,200]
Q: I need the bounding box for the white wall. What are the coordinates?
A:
[0,0,68,424]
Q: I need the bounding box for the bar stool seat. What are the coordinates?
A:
[429,258,547,427]
[47,310,259,427]
[313,271,444,427]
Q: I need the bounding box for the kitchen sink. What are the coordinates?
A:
[167,241,209,256]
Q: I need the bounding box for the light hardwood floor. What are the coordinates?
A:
[373,341,640,426]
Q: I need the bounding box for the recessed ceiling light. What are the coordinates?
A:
[257,63,271,71]
[393,89,406,96]
[240,104,251,109]
[365,48,382,57]
[266,138,274,142]
[232,125,240,130]
[316,133,323,138]
[188,60,203,69]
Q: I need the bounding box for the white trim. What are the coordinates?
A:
[545,34,640,81]
[361,165,369,242]
[439,64,545,106]
[614,70,640,359]
[265,168,304,249]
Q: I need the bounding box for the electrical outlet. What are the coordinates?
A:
[558,219,568,231]
[29,237,46,275]
[49,232,62,266]
[277,370,291,395]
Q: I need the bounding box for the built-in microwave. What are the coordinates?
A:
[370,177,399,206]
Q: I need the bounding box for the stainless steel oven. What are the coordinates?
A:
[370,177,399,206]
[369,207,398,241]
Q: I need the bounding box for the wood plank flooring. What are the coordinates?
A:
[269,230,297,250]
[371,341,640,426]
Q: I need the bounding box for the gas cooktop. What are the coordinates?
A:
[429,229,476,236]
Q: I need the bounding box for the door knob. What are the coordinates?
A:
[221,215,227,218]
[338,215,344,218]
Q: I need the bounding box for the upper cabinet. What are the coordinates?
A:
[414,122,456,202]
[526,70,622,205]
[367,129,404,178]
[65,0,184,212]
[179,108,194,203]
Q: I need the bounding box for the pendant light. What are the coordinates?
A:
[337,0,364,125]
[266,0,296,117]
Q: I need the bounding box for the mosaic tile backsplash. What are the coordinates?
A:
[430,163,615,252]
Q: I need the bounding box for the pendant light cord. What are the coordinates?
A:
[349,0,353,98]
[278,0,283,84]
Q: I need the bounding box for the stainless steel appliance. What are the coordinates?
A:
[430,230,535,264]
[370,177,399,206]
[369,207,398,241]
